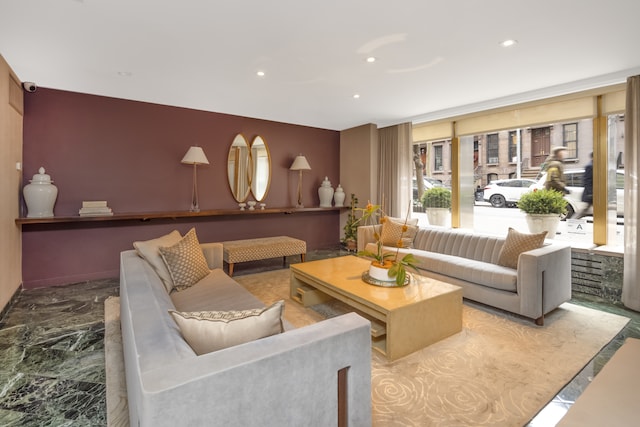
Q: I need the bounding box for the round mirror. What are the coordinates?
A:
[250,136,271,202]
[227,134,251,202]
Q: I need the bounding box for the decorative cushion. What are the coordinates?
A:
[380,216,419,248]
[497,227,547,269]
[169,300,285,355]
[159,228,210,292]
[133,230,182,293]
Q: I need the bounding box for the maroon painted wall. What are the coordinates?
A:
[21,89,341,288]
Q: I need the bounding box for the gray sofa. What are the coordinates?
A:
[120,242,371,427]
[358,225,571,325]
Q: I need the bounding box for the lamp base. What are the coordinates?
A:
[295,203,304,209]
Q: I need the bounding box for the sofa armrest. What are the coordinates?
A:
[357,225,377,252]
[200,242,223,270]
[133,312,372,427]
[517,242,572,321]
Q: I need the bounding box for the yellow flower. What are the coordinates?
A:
[402,225,408,232]
[380,217,387,224]
[396,240,403,248]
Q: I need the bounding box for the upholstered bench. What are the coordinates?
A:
[222,236,306,276]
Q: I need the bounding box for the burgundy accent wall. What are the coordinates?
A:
[22,89,341,288]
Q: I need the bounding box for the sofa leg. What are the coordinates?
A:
[535,315,544,326]
[338,367,349,427]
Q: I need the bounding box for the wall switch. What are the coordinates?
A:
[16,162,21,171]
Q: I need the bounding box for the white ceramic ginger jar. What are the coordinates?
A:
[24,167,58,218]
[318,176,334,207]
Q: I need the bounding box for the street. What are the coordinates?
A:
[413,203,624,248]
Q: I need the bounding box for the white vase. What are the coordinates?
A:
[425,208,450,227]
[333,184,345,207]
[525,214,560,239]
[318,176,334,207]
[369,263,395,282]
[23,167,58,218]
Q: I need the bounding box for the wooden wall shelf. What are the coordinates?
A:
[16,207,346,225]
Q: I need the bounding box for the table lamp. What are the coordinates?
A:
[181,146,210,212]
[290,154,311,208]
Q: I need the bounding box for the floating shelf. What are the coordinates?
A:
[16,207,346,225]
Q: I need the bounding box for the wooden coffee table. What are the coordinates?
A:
[290,255,462,361]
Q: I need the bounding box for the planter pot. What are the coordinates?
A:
[368,261,395,282]
[425,207,450,227]
[525,213,560,239]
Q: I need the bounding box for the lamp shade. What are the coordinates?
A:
[290,155,311,171]
[181,146,210,165]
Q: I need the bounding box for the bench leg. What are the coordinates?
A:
[228,263,235,277]
[301,253,305,262]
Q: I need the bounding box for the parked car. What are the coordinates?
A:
[483,179,537,208]
[529,169,625,218]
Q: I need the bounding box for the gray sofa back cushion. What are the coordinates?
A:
[413,227,505,264]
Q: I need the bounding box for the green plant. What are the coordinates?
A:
[342,193,359,243]
[517,189,568,215]
[356,203,418,286]
[421,187,452,209]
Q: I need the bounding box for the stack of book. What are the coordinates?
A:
[79,201,113,216]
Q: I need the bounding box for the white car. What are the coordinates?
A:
[529,169,625,218]
[483,179,537,208]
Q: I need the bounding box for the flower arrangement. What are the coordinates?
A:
[355,201,418,286]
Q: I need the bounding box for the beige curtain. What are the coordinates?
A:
[623,75,640,312]
[378,123,412,217]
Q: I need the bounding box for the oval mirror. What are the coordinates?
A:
[250,136,271,202]
[227,134,251,202]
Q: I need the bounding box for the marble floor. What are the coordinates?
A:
[0,248,639,426]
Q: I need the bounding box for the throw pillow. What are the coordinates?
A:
[133,230,182,293]
[379,216,419,248]
[169,300,285,355]
[159,228,210,292]
[497,227,547,269]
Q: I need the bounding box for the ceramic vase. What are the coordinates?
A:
[333,184,345,207]
[369,262,395,282]
[525,214,560,239]
[318,176,334,207]
[23,167,58,218]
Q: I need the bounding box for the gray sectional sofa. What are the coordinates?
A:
[120,241,372,427]
[358,225,572,324]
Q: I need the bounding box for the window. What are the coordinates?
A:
[563,123,578,158]
[487,173,498,183]
[508,131,518,162]
[434,145,443,171]
[486,134,499,164]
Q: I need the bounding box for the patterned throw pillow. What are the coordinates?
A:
[159,228,210,292]
[497,227,547,269]
[133,230,183,293]
[169,300,285,355]
[379,216,419,248]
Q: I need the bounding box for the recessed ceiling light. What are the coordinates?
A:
[500,39,518,47]
[117,71,132,77]
[256,70,265,77]
[353,94,360,99]
[366,56,376,63]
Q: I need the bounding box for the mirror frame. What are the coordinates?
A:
[250,135,271,202]
[227,134,251,203]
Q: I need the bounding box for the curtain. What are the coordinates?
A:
[623,75,640,312]
[378,123,412,218]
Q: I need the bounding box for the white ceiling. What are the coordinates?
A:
[2,0,640,131]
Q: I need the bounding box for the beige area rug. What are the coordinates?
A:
[105,270,630,427]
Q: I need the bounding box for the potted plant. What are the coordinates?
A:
[421,187,452,226]
[342,193,359,251]
[356,202,418,286]
[517,189,568,238]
